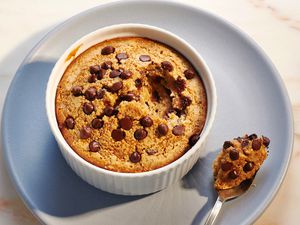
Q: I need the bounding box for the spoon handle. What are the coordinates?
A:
[204,197,224,225]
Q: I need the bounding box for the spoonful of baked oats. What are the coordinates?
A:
[205,134,270,225]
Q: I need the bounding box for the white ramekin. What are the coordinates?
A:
[46,24,217,195]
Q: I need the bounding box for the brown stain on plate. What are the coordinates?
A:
[65,44,83,62]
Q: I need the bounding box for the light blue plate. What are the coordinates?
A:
[1,1,293,225]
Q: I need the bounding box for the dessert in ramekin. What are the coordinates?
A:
[46,24,217,195]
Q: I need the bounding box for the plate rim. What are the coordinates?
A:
[1,0,294,224]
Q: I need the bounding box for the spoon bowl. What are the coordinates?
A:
[218,176,255,202]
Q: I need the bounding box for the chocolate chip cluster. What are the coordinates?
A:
[214,134,270,190]
[62,44,199,164]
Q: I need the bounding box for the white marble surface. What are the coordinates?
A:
[0,0,299,224]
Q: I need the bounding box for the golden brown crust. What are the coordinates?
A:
[55,37,207,172]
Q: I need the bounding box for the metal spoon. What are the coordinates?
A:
[204,175,256,225]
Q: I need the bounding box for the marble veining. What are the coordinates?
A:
[0,198,38,224]
[249,0,300,31]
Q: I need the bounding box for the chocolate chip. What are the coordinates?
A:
[241,140,249,148]
[83,102,94,115]
[101,46,115,55]
[108,81,123,93]
[146,149,157,155]
[223,141,233,149]
[111,129,125,141]
[248,133,258,140]
[129,151,141,163]
[172,125,185,136]
[89,141,101,152]
[71,86,83,96]
[180,96,192,110]
[235,137,243,143]
[119,93,135,102]
[152,90,160,102]
[252,139,262,150]
[221,160,233,171]
[161,61,173,72]
[262,136,270,147]
[89,65,101,74]
[184,69,196,79]
[166,108,175,115]
[119,116,133,130]
[88,74,97,83]
[110,70,121,78]
[228,170,239,179]
[114,108,119,116]
[65,117,75,129]
[97,69,106,80]
[101,61,112,70]
[135,78,142,88]
[174,77,186,92]
[140,116,153,127]
[229,149,239,160]
[104,106,115,117]
[139,55,151,62]
[134,129,147,140]
[164,87,171,96]
[91,118,104,129]
[84,87,97,101]
[152,75,163,84]
[120,70,132,79]
[80,126,92,139]
[96,89,105,99]
[243,162,254,172]
[172,109,183,118]
[157,124,168,136]
[189,134,200,146]
[174,108,184,117]
[116,53,128,61]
